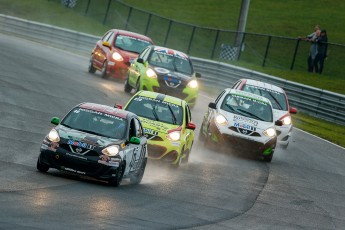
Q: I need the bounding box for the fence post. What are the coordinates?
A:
[262,35,271,67]
[84,0,91,15]
[125,7,133,30]
[290,39,300,70]
[211,30,220,60]
[164,20,172,46]
[187,26,196,54]
[237,32,246,61]
[144,14,152,36]
[102,0,112,25]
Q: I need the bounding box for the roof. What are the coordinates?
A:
[243,79,284,93]
[151,45,189,59]
[111,29,153,43]
[136,90,184,106]
[79,102,132,119]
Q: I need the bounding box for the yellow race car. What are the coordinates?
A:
[124,90,196,167]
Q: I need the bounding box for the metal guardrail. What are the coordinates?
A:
[1,14,344,125]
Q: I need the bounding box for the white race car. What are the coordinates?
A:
[232,79,297,148]
[199,89,283,162]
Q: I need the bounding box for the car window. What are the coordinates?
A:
[61,107,127,139]
[134,118,143,137]
[220,93,273,122]
[242,85,287,111]
[114,35,152,54]
[185,104,191,123]
[126,96,183,125]
[148,48,192,75]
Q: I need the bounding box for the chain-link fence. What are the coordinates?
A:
[50,0,345,79]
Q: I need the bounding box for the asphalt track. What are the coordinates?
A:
[0,33,345,230]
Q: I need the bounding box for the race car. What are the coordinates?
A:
[199,88,283,162]
[37,102,148,186]
[124,45,201,107]
[232,79,297,148]
[124,90,196,167]
[88,29,153,79]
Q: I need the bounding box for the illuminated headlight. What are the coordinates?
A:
[281,116,292,125]
[167,131,181,141]
[102,145,119,156]
[263,127,276,137]
[48,129,60,142]
[112,52,123,61]
[146,68,157,78]
[187,79,198,88]
[215,114,227,125]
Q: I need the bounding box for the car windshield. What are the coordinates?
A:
[148,48,193,75]
[126,96,183,125]
[242,85,287,111]
[61,108,127,139]
[221,93,273,122]
[114,35,152,54]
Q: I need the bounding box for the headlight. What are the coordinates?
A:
[167,131,181,141]
[146,68,157,78]
[187,79,198,88]
[263,127,276,137]
[48,129,60,142]
[102,145,119,156]
[281,116,292,125]
[215,114,227,125]
[112,52,123,61]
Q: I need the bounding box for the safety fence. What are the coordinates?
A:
[0,14,344,125]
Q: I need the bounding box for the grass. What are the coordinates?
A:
[0,0,344,147]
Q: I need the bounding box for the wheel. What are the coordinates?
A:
[134,78,141,93]
[124,74,132,93]
[198,122,205,142]
[182,142,193,163]
[130,158,147,184]
[101,61,109,78]
[263,152,274,162]
[36,158,49,172]
[88,55,96,74]
[108,164,124,187]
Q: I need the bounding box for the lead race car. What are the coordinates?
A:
[199,88,283,162]
[37,102,148,187]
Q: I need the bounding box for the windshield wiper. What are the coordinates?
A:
[167,104,177,125]
[152,104,160,121]
[237,109,264,121]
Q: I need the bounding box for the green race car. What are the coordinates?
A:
[124,90,196,167]
[124,45,201,107]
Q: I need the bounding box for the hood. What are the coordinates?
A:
[56,125,121,148]
[223,113,274,133]
[153,66,194,87]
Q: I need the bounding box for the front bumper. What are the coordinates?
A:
[39,148,121,180]
[276,124,293,145]
[107,61,130,80]
[146,137,183,164]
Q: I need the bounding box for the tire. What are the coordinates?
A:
[263,152,274,162]
[130,158,147,185]
[101,61,109,79]
[124,74,132,93]
[198,122,205,142]
[88,55,96,74]
[36,158,49,173]
[108,164,124,187]
[134,78,141,93]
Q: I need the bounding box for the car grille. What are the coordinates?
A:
[60,144,99,157]
[147,144,167,158]
[229,127,261,137]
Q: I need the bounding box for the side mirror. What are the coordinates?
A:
[290,107,297,114]
[186,122,196,130]
[137,58,144,64]
[114,103,123,109]
[129,136,140,145]
[51,117,60,125]
[208,102,217,109]
[195,72,202,78]
[102,41,111,49]
[275,120,283,126]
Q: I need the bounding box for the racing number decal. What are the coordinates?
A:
[129,145,146,172]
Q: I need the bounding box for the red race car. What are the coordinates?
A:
[88,29,153,80]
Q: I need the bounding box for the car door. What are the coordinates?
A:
[123,118,146,175]
[128,46,151,87]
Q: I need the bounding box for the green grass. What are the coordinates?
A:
[0,0,344,147]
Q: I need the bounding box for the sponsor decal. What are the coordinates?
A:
[63,167,86,175]
[171,142,180,147]
[164,76,181,88]
[144,128,159,136]
[108,61,115,66]
[234,122,256,131]
[47,142,59,152]
[233,115,258,126]
[67,139,95,150]
[41,144,48,150]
